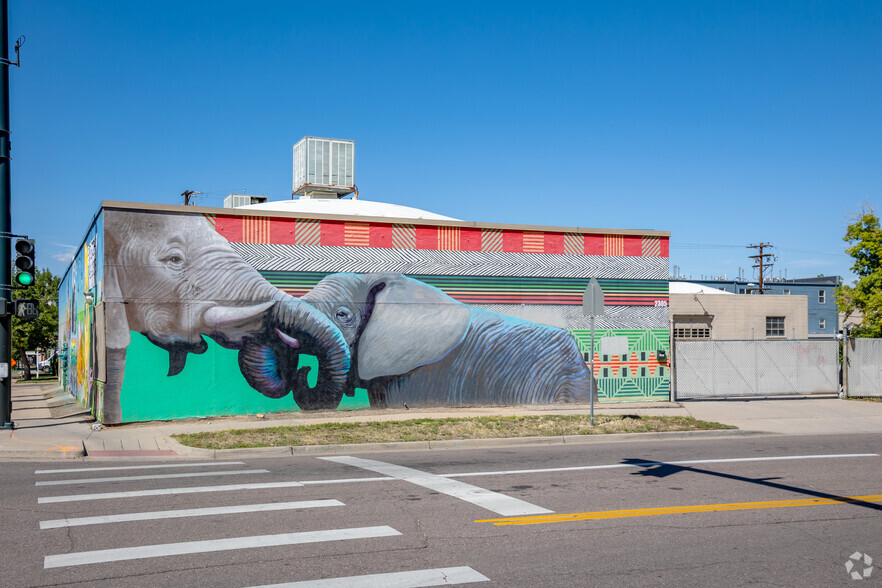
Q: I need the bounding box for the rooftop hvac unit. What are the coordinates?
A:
[223,194,269,208]
[293,136,355,198]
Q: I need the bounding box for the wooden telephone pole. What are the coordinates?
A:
[747,243,775,294]
[181,189,200,205]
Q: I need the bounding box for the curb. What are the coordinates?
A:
[169,428,767,459]
[0,445,86,460]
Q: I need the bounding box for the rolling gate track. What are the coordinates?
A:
[847,338,882,397]
[673,340,839,399]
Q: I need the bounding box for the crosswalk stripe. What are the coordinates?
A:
[321,456,552,516]
[249,566,491,587]
[35,462,244,475]
[35,469,269,487]
[39,499,344,529]
[43,526,401,568]
[38,480,306,504]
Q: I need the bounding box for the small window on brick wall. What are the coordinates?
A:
[673,327,711,339]
[766,316,785,337]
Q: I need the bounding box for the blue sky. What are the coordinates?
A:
[9,1,881,283]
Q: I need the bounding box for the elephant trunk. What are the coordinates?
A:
[236,293,351,411]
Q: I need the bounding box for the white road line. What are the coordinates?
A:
[299,477,392,485]
[39,499,344,529]
[43,526,401,569]
[38,480,306,504]
[439,453,881,478]
[35,469,269,487]
[35,462,244,474]
[321,456,552,516]
[250,566,491,587]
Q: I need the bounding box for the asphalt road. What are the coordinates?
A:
[3,433,881,587]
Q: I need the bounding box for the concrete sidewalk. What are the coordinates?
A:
[2,380,881,460]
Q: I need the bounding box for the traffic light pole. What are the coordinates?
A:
[1,0,12,429]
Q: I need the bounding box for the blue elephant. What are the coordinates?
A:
[300,272,592,407]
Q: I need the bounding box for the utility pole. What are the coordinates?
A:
[0,0,13,428]
[747,243,775,294]
[181,189,200,205]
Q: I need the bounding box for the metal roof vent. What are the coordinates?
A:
[224,194,269,208]
[293,136,355,199]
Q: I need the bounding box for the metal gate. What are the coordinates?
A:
[674,339,839,399]
[847,338,882,397]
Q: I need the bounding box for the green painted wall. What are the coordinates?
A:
[119,332,369,422]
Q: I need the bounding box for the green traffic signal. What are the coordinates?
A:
[13,238,35,287]
[15,271,33,286]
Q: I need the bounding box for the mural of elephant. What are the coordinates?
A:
[102,211,351,423]
[300,272,592,407]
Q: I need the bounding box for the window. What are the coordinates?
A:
[739,288,746,294]
[819,319,826,330]
[640,367,647,377]
[783,289,791,295]
[766,316,785,337]
[602,367,609,378]
[819,290,826,304]
[673,327,711,339]
[602,354,609,362]
[621,354,628,362]
[620,367,628,377]
[640,351,647,361]
[658,367,665,376]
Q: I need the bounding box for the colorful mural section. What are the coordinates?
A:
[572,329,670,401]
[79,207,669,423]
[58,212,104,419]
[211,214,670,257]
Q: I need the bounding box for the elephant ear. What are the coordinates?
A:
[358,275,471,380]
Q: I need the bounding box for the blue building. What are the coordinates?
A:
[669,276,840,339]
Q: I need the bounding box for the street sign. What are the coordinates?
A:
[13,299,39,320]
[582,278,605,316]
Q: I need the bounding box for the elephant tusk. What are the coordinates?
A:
[204,301,275,328]
[275,328,300,349]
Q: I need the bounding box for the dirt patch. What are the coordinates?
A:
[172,415,735,450]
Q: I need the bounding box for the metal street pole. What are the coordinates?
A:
[0,0,12,429]
[582,278,605,427]
[589,315,594,426]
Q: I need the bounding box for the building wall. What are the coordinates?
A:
[677,278,838,337]
[58,210,105,419]
[670,293,808,340]
[88,202,669,423]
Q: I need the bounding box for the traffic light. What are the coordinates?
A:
[14,238,35,287]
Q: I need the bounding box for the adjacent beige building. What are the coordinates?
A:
[670,286,808,340]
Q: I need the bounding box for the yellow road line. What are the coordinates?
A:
[476,494,882,526]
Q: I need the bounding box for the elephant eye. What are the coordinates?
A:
[334,307,353,324]
[159,251,185,267]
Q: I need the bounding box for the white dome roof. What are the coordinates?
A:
[237,198,460,221]
[669,282,735,295]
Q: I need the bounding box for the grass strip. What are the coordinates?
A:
[172,415,735,450]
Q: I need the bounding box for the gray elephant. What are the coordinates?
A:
[103,211,351,423]
[300,272,592,407]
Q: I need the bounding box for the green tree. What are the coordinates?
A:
[11,268,60,379]
[836,207,882,337]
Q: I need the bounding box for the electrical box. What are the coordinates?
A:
[292,136,355,197]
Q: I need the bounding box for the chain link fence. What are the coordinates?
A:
[847,338,882,397]
[674,339,839,399]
